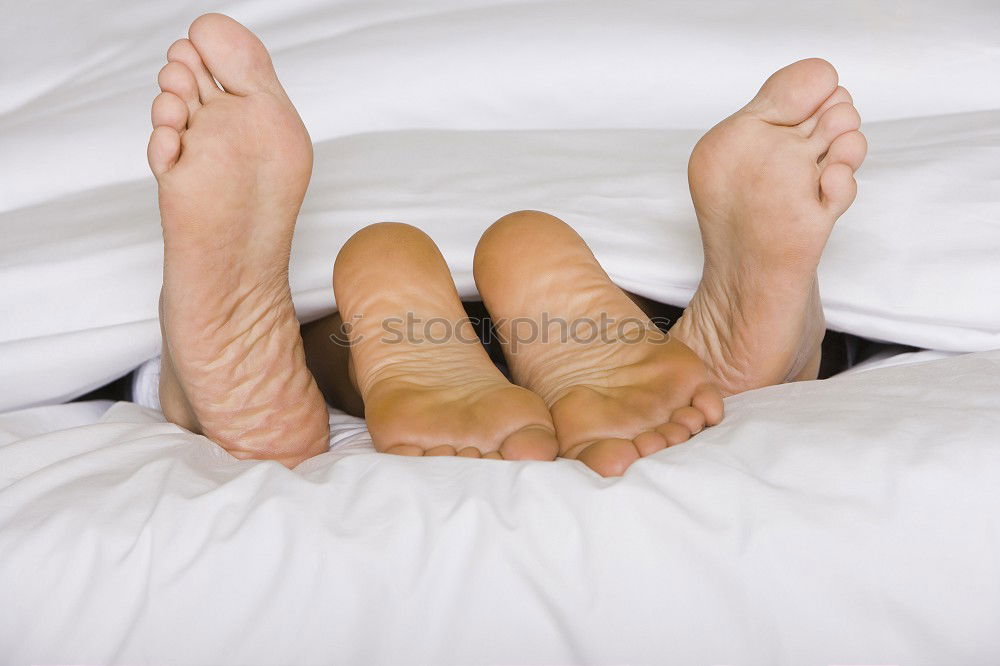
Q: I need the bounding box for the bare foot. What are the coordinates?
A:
[474,211,723,477]
[332,223,559,460]
[147,14,329,466]
[671,58,866,395]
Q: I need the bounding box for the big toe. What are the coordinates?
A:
[188,13,282,95]
[747,58,839,126]
[499,425,560,461]
[573,439,641,477]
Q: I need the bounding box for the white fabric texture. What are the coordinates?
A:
[3,119,1000,412]
[2,351,999,664]
[3,0,999,211]
[1,0,1000,412]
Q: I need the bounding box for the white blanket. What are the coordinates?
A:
[2,0,1000,412]
[3,0,1000,211]
[3,118,1000,412]
[2,351,998,664]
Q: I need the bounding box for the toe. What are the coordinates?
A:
[457,447,482,458]
[167,38,222,102]
[822,130,867,172]
[386,444,424,457]
[747,58,839,126]
[820,162,858,216]
[811,102,861,151]
[655,422,692,446]
[151,92,188,132]
[499,425,559,461]
[670,406,706,434]
[424,445,457,457]
[798,85,852,135]
[157,61,200,115]
[691,383,724,426]
[483,451,503,460]
[188,13,283,96]
[571,439,641,477]
[633,430,668,457]
[147,126,181,177]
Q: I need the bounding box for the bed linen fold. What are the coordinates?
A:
[2,118,998,411]
[1,351,998,664]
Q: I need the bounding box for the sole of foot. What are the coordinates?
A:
[148,14,329,467]
[332,222,560,461]
[671,58,866,395]
[474,211,723,477]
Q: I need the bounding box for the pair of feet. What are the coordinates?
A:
[149,15,865,476]
[331,213,723,476]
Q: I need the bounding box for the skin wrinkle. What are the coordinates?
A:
[153,15,329,467]
[518,327,675,405]
[350,323,493,395]
[190,294,289,376]
[363,361,500,397]
[473,210,722,474]
[671,60,860,396]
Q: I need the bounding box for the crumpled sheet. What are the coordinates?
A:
[2,351,998,665]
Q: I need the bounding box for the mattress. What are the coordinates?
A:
[2,350,999,664]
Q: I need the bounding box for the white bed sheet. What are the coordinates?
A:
[2,351,998,664]
[2,117,999,411]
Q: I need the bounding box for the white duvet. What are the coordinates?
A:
[1,0,999,412]
[2,351,999,665]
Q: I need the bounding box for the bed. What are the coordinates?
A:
[1,1,999,664]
